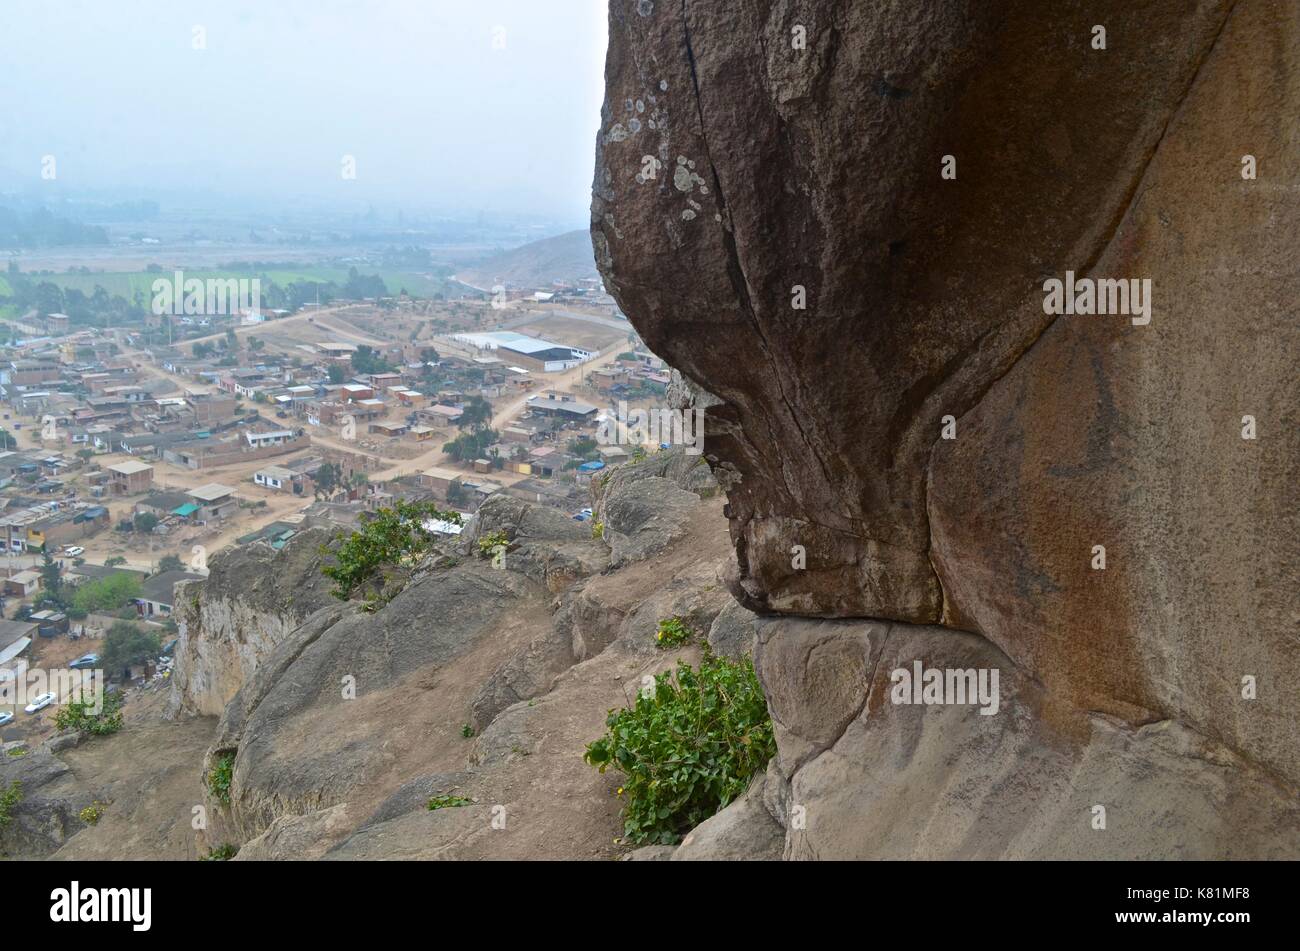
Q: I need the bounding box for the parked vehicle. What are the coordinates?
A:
[62,545,85,557]
[24,692,56,713]
[69,653,99,669]
[0,712,13,726]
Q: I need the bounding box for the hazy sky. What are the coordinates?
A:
[1,0,609,223]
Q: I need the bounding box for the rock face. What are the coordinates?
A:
[594,0,1299,855]
[168,528,337,718]
[752,617,1300,859]
[162,448,743,859]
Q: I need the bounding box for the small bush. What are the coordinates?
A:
[476,530,508,558]
[54,691,125,737]
[584,646,775,846]
[321,499,462,600]
[207,752,235,806]
[654,616,693,649]
[79,802,106,825]
[590,520,604,540]
[460,723,475,739]
[427,795,473,811]
[201,843,239,861]
[0,780,21,827]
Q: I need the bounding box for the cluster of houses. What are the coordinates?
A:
[0,308,680,557]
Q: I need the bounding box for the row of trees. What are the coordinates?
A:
[2,272,145,327]
[0,263,391,340]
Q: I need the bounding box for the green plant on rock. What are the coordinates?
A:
[79,802,106,825]
[427,795,473,811]
[591,520,604,540]
[0,780,21,827]
[476,530,508,559]
[654,616,693,649]
[54,690,124,737]
[207,751,235,806]
[201,843,239,861]
[584,645,775,846]
[460,723,475,739]
[321,499,461,600]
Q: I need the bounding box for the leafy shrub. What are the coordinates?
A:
[54,691,124,736]
[591,520,604,540]
[460,723,475,739]
[476,530,508,558]
[207,752,235,806]
[0,780,21,827]
[201,843,239,861]
[427,795,473,810]
[654,617,692,649]
[321,499,461,601]
[79,802,106,825]
[584,646,775,846]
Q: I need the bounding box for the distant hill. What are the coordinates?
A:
[456,229,598,291]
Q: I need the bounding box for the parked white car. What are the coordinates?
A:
[63,546,85,557]
[0,711,13,726]
[24,692,56,714]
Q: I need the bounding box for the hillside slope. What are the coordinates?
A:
[455,229,598,290]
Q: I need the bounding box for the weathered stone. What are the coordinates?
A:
[168,527,337,717]
[757,618,1300,859]
[600,475,702,567]
[593,0,1300,848]
[0,748,97,858]
[672,772,783,861]
[705,599,757,659]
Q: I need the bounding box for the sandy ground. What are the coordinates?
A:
[51,689,220,861]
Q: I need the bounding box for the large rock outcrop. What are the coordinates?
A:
[168,449,738,858]
[167,528,337,717]
[593,0,1299,855]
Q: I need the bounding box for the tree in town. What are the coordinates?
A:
[38,548,63,606]
[313,462,340,499]
[458,396,492,432]
[445,481,468,508]
[101,622,162,675]
[70,573,143,616]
